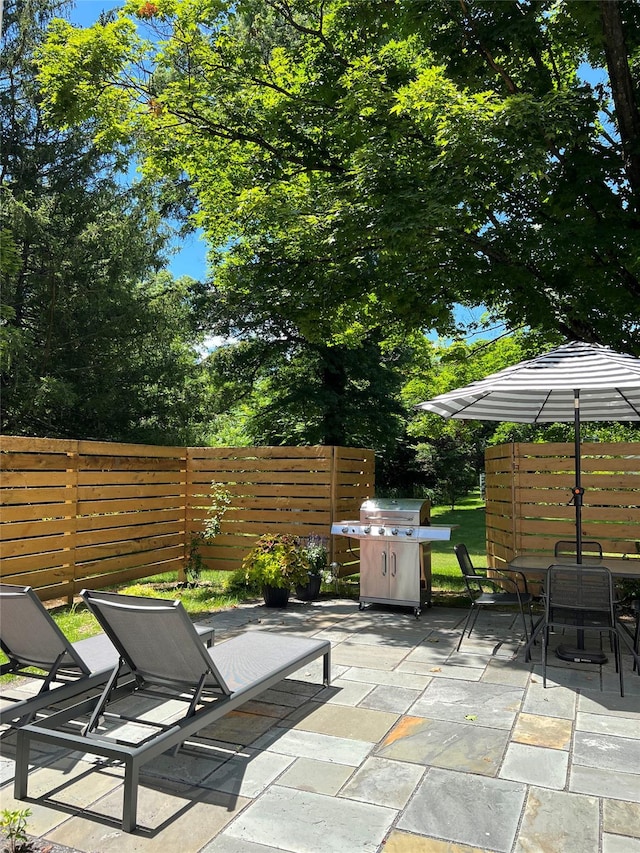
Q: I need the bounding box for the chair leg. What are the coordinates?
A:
[465,604,484,643]
[613,629,624,698]
[518,606,530,645]
[457,605,477,651]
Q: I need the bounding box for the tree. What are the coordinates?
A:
[1,0,212,443]
[36,0,640,354]
[404,331,560,502]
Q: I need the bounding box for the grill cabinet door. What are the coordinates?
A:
[360,539,390,600]
[389,545,420,603]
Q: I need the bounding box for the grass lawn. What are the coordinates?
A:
[429,490,485,605]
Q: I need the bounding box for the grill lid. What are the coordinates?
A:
[359,498,429,526]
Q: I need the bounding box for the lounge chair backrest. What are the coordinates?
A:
[81,590,231,694]
[0,584,89,673]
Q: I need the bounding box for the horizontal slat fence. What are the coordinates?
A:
[0,436,188,601]
[188,445,374,575]
[0,436,374,600]
[486,442,640,569]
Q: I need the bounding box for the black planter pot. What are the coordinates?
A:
[262,585,290,607]
[296,575,322,601]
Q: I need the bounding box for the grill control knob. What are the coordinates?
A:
[341,526,349,534]
[378,527,385,535]
[364,525,371,534]
[392,528,399,535]
[406,527,414,536]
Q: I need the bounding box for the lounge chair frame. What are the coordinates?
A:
[0,584,214,728]
[14,590,331,832]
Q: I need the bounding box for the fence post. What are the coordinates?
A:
[67,443,79,605]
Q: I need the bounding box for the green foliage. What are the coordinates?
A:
[5,0,639,485]
[35,0,640,352]
[417,437,477,510]
[242,533,310,590]
[301,535,329,578]
[203,482,233,539]
[184,535,208,586]
[1,807,31,853]
[185,482,232,584]
[1,0,216,444]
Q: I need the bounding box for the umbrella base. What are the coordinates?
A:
[556,644,608,665]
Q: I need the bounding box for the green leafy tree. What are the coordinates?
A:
[0,0,213,443]
[36,0,640,353]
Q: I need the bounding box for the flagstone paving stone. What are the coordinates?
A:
[396,660,484,681]
[511,711,573,748]
[396,767,526,852]
[515,787,599,853]
[408,678,523,728]
[603,798,640,837]
[572,731,640,774]
[499,741,569,789]
[577,710,640,738]
[2,599,640,853]
[284,700,398,742]
[381,832,486,852]
[216,785,397,853]
[358,684,422,714]
[521,678,578,718]
[312,678,375,707]
[602,834,640,853]
[276,756,355,795]
[375,716,510,775]
[569,765,640,802]
[339,756,425,809]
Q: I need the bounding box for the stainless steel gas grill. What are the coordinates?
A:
[331,498,454,618]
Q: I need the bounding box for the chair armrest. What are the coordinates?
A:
[493,567,530,594]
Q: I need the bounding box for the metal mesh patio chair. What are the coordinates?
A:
[541,565,628,695]
[454,544,535,651]
[554,540,603,560]
[14,589,331,832]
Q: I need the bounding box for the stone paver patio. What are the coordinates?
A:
[1,597,639,853]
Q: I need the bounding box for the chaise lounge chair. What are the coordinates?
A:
[14,589,331,832]
[0,584,214,728]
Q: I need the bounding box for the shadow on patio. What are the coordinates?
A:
[1,597,639,853]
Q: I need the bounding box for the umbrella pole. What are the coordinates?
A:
[573,389,583,564]
[556,388,607,664]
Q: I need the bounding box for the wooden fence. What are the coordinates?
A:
[486,441,640,568]
[0,436,374,601]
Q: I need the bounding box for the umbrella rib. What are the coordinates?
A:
[616,388,640,418]
[533,390,553,424]
[441,390,493,417]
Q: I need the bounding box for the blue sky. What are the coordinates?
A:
[69,2,210,281]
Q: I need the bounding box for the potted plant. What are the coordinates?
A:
[242,533,310,607]
[296,535,329,601]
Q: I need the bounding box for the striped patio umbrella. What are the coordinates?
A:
[416,340,640,561]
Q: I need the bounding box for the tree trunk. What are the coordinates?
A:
[599,0,640,211]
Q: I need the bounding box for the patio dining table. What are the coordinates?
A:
[508,555,640,665]
[508,554,640,578]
